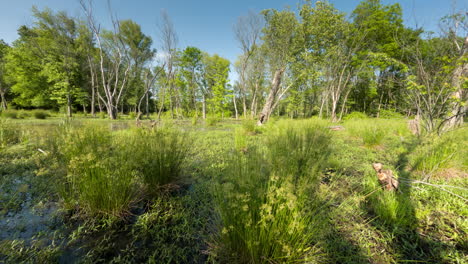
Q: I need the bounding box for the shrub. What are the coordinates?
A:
[129,112,136,119]
[33,110,49,119]
[344,111,368,120]
[2,110,18,119]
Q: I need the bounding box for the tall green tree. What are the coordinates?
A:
[257,8,299,124]
[0,40,10,110]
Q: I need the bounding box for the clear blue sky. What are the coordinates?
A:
[0,0,466,81]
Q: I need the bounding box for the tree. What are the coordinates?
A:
[80,0,135,119]
[234,11,263,118]
[180,46,203,115]
[0,40,10,110]
[440,12,468,129]
[201,54,230,116]
[257,9,299,124]
[158,10,179,119]
[30,7,85,117]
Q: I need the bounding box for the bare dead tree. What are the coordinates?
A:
[233,11,263,118]
[137,64,165,120]
[156,10,178,120]
[79,0,132,119]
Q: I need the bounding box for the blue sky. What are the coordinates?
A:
[0,0,466,81]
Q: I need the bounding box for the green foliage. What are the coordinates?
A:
[191,115,198,125]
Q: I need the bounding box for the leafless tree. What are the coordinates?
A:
[157,10,179,120]
[234,11,263,118]
[79,0,132,119]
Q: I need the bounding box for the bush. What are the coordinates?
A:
[2,110,18,119]
[33,110,49,119]
[344,111,368,120]
[129,112,136,119]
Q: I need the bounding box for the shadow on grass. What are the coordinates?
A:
[365,137,452,263]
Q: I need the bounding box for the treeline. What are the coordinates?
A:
[0,0,466,131]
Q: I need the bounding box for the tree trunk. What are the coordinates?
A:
[202,93,207,119]
[233,93,239,120]
[146,92,150,119]
[91,84,95,117]
[67,92,72,118]
[445,35,468,129]
[257,68,285,125]
[0,89,7,111]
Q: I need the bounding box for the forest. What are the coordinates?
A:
[0,0,467,263]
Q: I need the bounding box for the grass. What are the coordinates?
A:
[32,110,49,119]
[410,128,467,178]
[0,116,466,263]
[128,128,189,190]
[53,123,189,217]
[0,119,22,148]
[212,120,332,263]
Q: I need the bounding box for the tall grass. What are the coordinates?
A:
[0,119,22,148]
[58,125,137,217]
[56,124,189,217]
[410,128,467,176]
[212,120,331,263]
[127,128,189,191]
[1,110,19,119]
[346,119,388,146]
